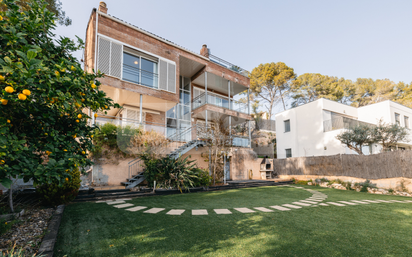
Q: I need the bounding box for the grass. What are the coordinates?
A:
[54,185,412,256]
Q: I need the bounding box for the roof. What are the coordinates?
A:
[96,10,209,61]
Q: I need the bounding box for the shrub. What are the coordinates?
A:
[192,168,212,187]
[357,179,376,193]
[36,168,81,206]
[295,180,308,185]
[140,154,207,192]
[320,177,329,183]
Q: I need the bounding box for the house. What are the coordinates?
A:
[83,2,253,185]
[275,98,412,159]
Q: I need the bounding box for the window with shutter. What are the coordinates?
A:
[158,60,168,91]
[97,36,122,79]
[167,62,176,93]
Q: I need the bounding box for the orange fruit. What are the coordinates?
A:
[77,114,82,119]
[91,84,96,89]
[22,89,31,96]
[5,86,14,93]
[18,94,27,100]
[1,99,7,105]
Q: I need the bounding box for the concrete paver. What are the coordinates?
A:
[234,208,256,213]
[326,202,346,206]
[214,209,232,214]
[144,208,165,214]
[282,204,302,209]
[166,209,185,215]
[192,209,208,215]
[270,205,291,211]
[113,203,134,208]
[254,207,274,212]
[125,206,147,212]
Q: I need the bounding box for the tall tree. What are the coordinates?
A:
[249,62,295,119]
[394,81,412,108]
[290,73,349,106]
[0,0,71,26]
[349,78,396,107]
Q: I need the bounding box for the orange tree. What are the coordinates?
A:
[0,0,118,191]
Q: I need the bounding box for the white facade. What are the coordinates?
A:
[275,99,412,159]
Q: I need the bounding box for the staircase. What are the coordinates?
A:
[122,125,204,189]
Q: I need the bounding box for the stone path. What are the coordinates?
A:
[95,185,412,216]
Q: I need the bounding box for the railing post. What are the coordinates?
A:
[228,80,231,110]
[248,120,251,148]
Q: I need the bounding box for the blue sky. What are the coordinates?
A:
[55,0,412,112]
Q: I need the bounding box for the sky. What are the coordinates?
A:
[54,0,412,113]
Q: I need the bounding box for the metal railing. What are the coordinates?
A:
[323,116,375,132]
[192,92,249,114]
[95,115,167,136]
[209,54,249,77]
[122,64,159,89]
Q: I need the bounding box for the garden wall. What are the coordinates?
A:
[274,151,412,179]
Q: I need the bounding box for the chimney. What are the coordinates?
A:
[200,44,209,58]
[98,2,108,14]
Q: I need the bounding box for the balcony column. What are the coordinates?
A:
[247,88,250,115]
[139,94,143,124]
[205,72,208,105]
[248,120,251,148]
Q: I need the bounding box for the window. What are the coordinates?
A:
[285,149,292,158]
[122,52,158,88]
[284,120,290,132]
[97,37,176,93]
[395,113,400,125]
[405,116,409,129]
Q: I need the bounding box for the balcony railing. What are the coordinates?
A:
[192,92,249,114]
[323,116,375,132]
[95,115,167,136]
[209,54,249,77]
[122,64,159,89]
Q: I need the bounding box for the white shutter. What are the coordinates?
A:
[158,60,168,91]
[167,62,176,93]
[110,42,122,78]
[97,37,111,74]
[126,108,138,121]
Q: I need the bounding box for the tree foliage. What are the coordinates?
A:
[249,62,295,118]
[0,0,118,189]
[0,0,72,26]
[336,121,410,154]
[290,73,351,106]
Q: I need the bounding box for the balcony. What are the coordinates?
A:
[209,54,249,77]
[192,91,249,114]
[323,116,375,132]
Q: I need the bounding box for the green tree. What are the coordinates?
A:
[394,81,412,108]
[0,0,71,26]
[336,125,375,155]
[290,73,349,106]
[349,78,396,107]
[371,120,410,151]
[0,0,117,210]
[249,62,295,118]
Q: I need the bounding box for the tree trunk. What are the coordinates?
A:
[278,87,286,111]
[9,180,14,213]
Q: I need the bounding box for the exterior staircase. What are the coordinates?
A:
[122,125,204,189]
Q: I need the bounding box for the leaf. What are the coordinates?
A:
[27,50,37,60]
[4,56,12,64]
[0,178,12,189]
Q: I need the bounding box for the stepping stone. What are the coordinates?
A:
[300,200,320,204]
[326,202,346,206]
[282,204,302,209]
[116,198,132,201]
[166,209,185,215]
[214,209,232,214]
[338,201,358,205]
[113,203,134,208]
[404,200,412,203]
[270,205,291,211]
[107,200,125,205]
[389,200,406,203]
[294,187,304,189]
[125,206,147,212]
[318,203,329,206]
[96,200,109,203]
[234,208,255,213]
[362,200,381,203]
[309,199,324,202]
[375,200,392,203]
[292,202,312,207]
[144,208,165,214]
[192,209,208,215]
[254,207,274,212]
[350,200,370,204]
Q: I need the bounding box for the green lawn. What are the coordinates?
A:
[54,186,412,256]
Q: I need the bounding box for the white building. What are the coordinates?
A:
[275,98,412,159]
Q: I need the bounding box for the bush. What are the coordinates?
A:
[295,180,309,185]
[192,168,212,187]
[36,168,81,206]
[140,154,209,191]
[356,179,376,193]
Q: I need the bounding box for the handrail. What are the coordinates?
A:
[209,54,249,77]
